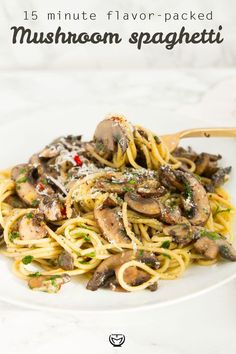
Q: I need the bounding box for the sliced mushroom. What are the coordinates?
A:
[176,171,211,226]
[124,192,160,216]
[124,192,183,224]
[163,223,192,245]
[4,194,27,209]
[58,250,74,270]
[94,117,129,154]
[194,231,236,261]
[94,206,130,244]
[28,274,70,293]
[159,165,184,192]
[173,146,198,161]
[11,164,39,206]
[86,250,159,291]
[39,196,64,222]
[211,167,231,188]
[18,211,47,240]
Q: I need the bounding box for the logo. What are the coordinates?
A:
[109,334,125,347]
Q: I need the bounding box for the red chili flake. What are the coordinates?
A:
[74,154,83,166]
[38,183,45,191]
[61,207,67,217]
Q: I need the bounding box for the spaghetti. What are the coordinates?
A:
[0,116,235,294]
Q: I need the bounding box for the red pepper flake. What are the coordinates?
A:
[38,183,45,191]
[74,154,83,167]
[61,207,67,217]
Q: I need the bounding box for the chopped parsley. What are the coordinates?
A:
[183,182,193,200]
[83,235,91,242]
[19,168,27,174]
[128,179,137,185]
[162,253,172,259]
[49,275,61,280]
[9,231,20,242]
[123,186,133,192]
[200,230,220,240]
[22,255,34,265]
[161,240,170,249]
[41,178,48,185]
[32,199,40,207]
[85,252,95,258]
[29,272,41,278]
[26,212,33,219]
[139,250,144,256]
[213,206,232,217]
[16,176,28,184]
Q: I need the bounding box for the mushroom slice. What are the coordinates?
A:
[124,192,183,224]
[11,164,39,206]
[19,211,47,240]
[94,117,129,154]
[193,231,236,261]
[58,250,74,270]
[163,223,192,245]
[28,274,70,293]
[124,192,160,216]
[86,250,159,291]
[39,196,64,222]
[211,167,231,187]
[176,171,211,226]
[94,206,130,244]
[159,165,184,192]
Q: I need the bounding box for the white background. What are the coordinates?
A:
[0,1,236,354]
[0,0,236,70]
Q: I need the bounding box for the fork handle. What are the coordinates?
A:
[179,127,236,139]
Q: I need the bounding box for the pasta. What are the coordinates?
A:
[0,115,235,294]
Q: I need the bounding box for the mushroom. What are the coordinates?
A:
[18,211,47,240]
[211,167,231,188]
[86,250,159,291]
[176,171,211,226]
[11,164,39,206]
[28,274,70,293]
[159,165,184,192]
[94,117,129,154]
[39,196,64,222]
[193,231,236,261]
[124,192,183,224]
[94,206,130,244]
[58,250,74,270]
[4,194,27,209]
[163,223,192,245]
[124,192,160,216]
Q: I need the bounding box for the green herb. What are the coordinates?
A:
[162,253,172,259]
[22,255,34,265]
[26,212,33,219]
[32,199,40,207]
[139,250,144,256]
[128,179,137,185]
[29,272,41,278]
[161,240,170,249]
[49,275,61,280]
[123,186,133,192]
[183,182,193,200]
[41,178,48,185]
[16,176,28,184]
[9,231,20,241]
[85,252,95,258]
[200,230,220,240]
[19,168,27,174]
[213,206,232,217]
[83,235,91,242]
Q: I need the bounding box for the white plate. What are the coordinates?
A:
[0,114,235,313]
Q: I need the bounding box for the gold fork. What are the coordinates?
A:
[161,127,236,152]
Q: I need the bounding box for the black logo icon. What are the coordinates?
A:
[109,334,125,347]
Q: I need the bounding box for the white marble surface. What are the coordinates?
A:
[0,69,236,354]
[1,0,236,70]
